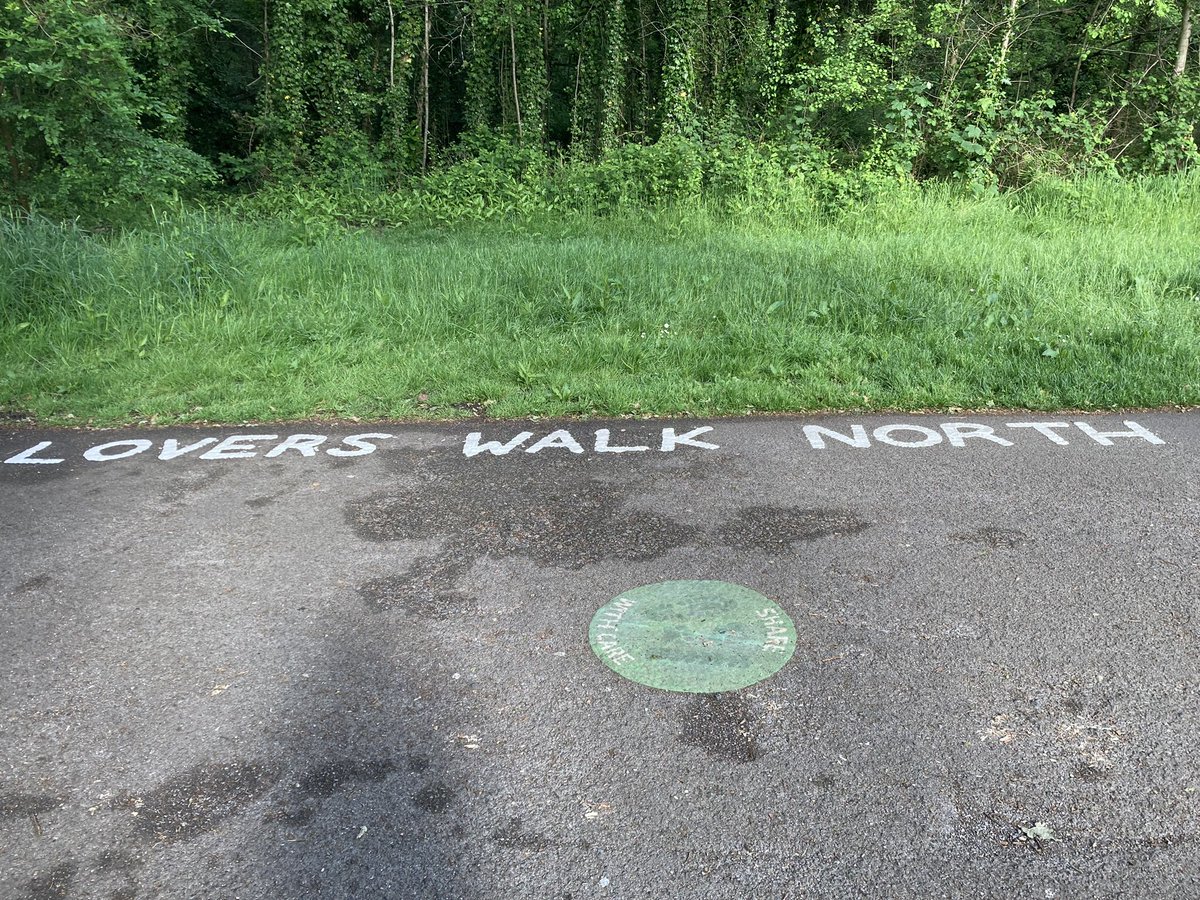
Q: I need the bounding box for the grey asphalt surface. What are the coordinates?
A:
[1,413,1198,899]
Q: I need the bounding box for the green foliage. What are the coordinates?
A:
[786,0,924,150]
[0,0,215,219]
[231,132,823,231]
[2,0,1199,221]
[4,178,1199,423]
[1132,77,1200,173]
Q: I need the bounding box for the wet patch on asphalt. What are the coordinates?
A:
[113,761,280,845]
[174,466,231,496]
[268,757,401,826]
[12,574,53,594]
[827,556,895,589]
[1073,761,1114,782]
[357,564,475,616]
[348,477,698,563]
[347,465,702,610]
[21,861,77,900]
[93,849,142,875]
[89,850,141,900]
[412,781,456,814]
[153,466,233,516]
[0,790,62,821]
[718,507,871,551]
[679,694,758,763]
[296,758,397,799]
[346,453,871,612]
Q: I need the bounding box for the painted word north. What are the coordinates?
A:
[3,433,393,465]
[800,420,1165,449]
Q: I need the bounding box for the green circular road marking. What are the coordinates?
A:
[589,580,797,693]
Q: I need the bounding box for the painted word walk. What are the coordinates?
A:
[463,426,721,457]
[463,419,1167,457]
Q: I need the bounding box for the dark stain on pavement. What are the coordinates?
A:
[268,760,397,827]
[266,804,316,827]
[0,791,61,821]
[180,466,231,493]
[679,694,758,763]
[345,448,872,611]
[156,467,233,517]
[14,574,53,594]
[718,506,871,551]
[1074,762,1113,782]
[348,477,697,564]
[116,761,279,844]
[89,849,143,900]
[492,817,553,851]
[407,754,431,774]
[413,781,456,814]
[21,862,77,900]
[297,758,396,799]
[347,463,702,609]
[357,567,474,616]
[951,526,1028,549]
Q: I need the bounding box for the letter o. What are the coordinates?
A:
[84,439,153,461]
[872,425,943,448]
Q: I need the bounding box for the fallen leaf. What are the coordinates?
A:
[1020,822,1057,843]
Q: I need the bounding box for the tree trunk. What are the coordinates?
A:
[1176,0,1193,76]
[1070,0,1107,109]
[263,0,270,73]
[997,0,1021,77]
[422,0,431,170]
[510,19,523,137]
[600,0,626,150]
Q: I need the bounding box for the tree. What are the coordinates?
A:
[0,0,213,215]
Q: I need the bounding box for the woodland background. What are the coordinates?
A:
[2,0,1197,221]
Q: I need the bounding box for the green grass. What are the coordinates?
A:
[2,176,1199,425]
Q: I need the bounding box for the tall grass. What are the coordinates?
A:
[2,176,1198,424]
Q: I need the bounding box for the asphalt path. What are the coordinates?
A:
[1,414,1198,899]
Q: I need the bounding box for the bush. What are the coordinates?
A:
[0,0,215,221]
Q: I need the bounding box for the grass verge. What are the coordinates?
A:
[2,177,1198,425]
